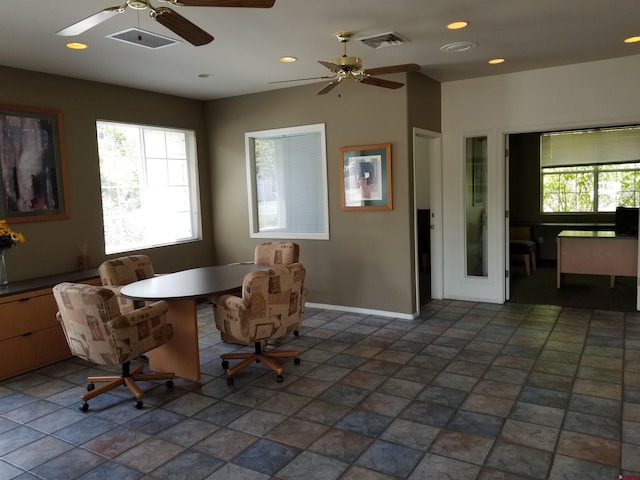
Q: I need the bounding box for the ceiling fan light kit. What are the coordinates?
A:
[56,0,275,46]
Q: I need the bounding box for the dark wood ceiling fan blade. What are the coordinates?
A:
[318,60,342,73]
[269,75,335,84]
[174,0,275,7]
[152,7,214,46]
[364,63,420,76]
[56,7,124,36]
[360,76,404,89]
[316,80,340,95]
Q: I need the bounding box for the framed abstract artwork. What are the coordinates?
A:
[0,105,68,222]
[340,143,392,211]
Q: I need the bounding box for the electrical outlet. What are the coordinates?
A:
[538,236,544,244]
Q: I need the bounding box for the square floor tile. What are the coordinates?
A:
[308,428,373,462]
[232,438,301,476]
[356,439,424,478]
[485,441,553,479]
[429,429,494,465]
[409,453,480,480]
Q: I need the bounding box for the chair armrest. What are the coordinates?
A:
[108,300,169,330]
[212,294,248,312]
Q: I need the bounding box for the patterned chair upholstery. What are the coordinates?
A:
[99,255,155,314]
[211,263,306,385]
[223,243,302,333]
[53,282,174,411]
[253,242,300,266]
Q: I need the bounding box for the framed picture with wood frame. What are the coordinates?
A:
[340,143,392,211]
[0,104,69,223]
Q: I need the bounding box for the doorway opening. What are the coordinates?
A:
[414,129,443,313]
[506,129,638,312]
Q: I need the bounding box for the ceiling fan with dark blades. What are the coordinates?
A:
[56,0,275,47]
[270,32,420,95]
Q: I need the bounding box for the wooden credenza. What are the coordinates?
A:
[0,269,100,381]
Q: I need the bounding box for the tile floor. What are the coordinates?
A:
[1,300,640,479]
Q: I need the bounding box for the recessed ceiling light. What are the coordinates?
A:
[488,58,505,64]
[440,41,477,53]
[198,73,214,78]
[447,21,468,30]
[66,42,87,50]
[279,56,297,63]
[624,36,640,43]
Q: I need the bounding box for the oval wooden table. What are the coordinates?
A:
[121,264,267,382]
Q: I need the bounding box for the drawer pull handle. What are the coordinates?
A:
[18,298,31,303]
[21,332,33,337]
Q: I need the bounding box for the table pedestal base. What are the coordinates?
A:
[148,298,201,382]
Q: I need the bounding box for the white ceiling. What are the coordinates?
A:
[1,0,639,101]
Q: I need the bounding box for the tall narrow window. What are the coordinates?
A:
[246,124,329,240]
[97,120,201,254]
[465,135,488,277]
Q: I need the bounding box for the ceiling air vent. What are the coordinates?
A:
[107,28,180,50]
[359,32,407,49]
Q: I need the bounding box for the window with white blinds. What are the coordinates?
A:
[245,124,329,239]
[541,126,640,167]
[540,125,640,213]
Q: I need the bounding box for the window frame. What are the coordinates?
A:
[96,119,202,255]
[245,123,329,240]
[539,125,640,214]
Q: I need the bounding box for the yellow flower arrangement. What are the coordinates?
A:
[0,220,26,250]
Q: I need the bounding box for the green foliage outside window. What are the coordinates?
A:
[542,163,640,213]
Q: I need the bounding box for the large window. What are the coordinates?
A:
[245,124,329,240]
[541,126,640,213]
[97,120,201,254]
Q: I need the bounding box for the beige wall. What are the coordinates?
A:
[1,66,214,281]
[206,73,440,315]
[2,64,441,316]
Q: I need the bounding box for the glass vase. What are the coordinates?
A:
[0,249,7,288]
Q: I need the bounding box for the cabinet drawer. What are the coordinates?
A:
[0,325,71,380]
[0,291,59,340]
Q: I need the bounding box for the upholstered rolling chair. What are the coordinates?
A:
[510,226,537,276]
[225,242,303,336]
[99,255,155,314]
[211,263,306,385]
[53,282,175,411]
[253,242,300,266]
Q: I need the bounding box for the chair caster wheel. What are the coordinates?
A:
[275,374,283,383]
[165,380,174,388]
[135,400,143,409]
[294,330,299,337]
[222,360,229,370]
[294,358,301,366]
[80,403,89,412]
[226,377,234,386]
[87,383,95,392]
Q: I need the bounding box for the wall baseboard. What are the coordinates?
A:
[305,302,417,321]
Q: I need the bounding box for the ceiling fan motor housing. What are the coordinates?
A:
[332,56,362,71]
